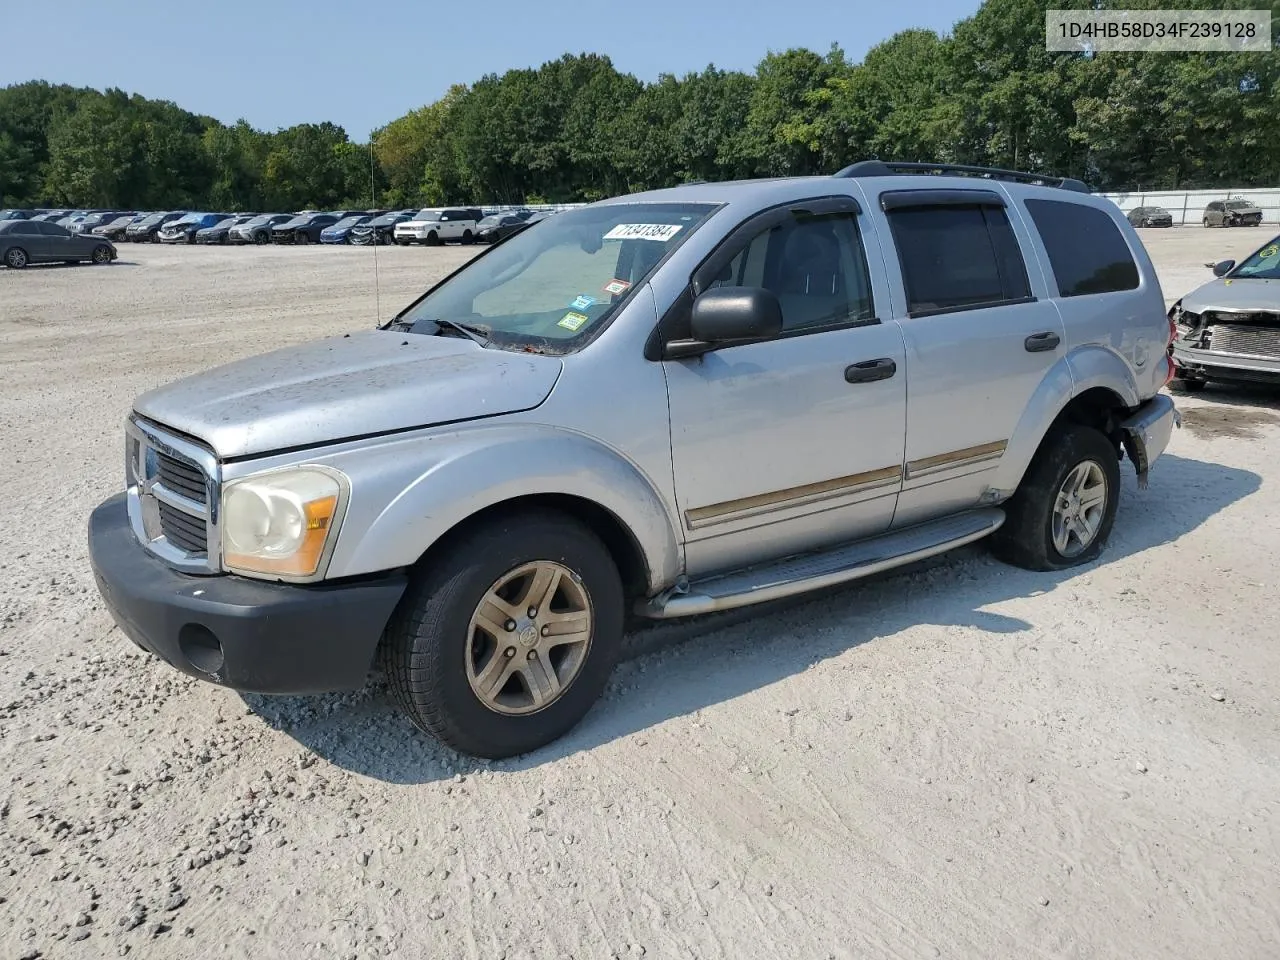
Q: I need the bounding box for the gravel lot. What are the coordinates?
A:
[2,230,1278,960]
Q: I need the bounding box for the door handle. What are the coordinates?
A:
[844,358,897,383]
[1024,331,1061,353]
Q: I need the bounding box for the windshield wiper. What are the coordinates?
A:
[432,318,491,347]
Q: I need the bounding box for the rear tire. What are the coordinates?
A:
[382,510,624,759]
[1172,376,1207,393]
[462,230,474,245]
[5,247,29,269]
[990,423,1121,572]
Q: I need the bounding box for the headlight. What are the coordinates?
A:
[221,467,348,581]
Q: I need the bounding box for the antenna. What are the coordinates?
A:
[369,139,382,327]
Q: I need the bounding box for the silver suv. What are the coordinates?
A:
[88,161,1180,759]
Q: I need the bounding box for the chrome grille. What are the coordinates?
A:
[157,501,207,553]
[156,451,207,504]
[125,417,221,574]
[1210,324,1280,359]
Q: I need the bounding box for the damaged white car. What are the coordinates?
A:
[1170,234,1280,390]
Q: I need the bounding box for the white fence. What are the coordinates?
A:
[1095,187,1280,226]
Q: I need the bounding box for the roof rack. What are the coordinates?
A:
[833,160,1090,194]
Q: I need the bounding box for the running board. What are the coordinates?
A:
[637,508,1006,619]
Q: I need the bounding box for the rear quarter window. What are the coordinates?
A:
[1024,199,1140,298]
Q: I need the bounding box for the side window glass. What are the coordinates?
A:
[705,213,875,332]
[885,205,1031,316]
[1024,199,1140,297]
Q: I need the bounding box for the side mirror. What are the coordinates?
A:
[666,287,783,359]
[1212,259,1235,277]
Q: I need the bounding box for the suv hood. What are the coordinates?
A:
[132,329,563,460]
[1182,277,1280,313]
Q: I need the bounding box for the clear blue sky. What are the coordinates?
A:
[5,0,980,140]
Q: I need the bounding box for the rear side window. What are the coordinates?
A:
[1024,199,1140,297]
[885,205,1031,317]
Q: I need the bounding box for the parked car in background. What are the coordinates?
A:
[195,214,258,245]
[1169,233,1280,391]
[349,210,416,245]
[30,210,72,222]
[271,213,341,245]
[1,219,117,268]
[92,214,147,241]
[394,207,484,245]
[70,211,135,235]
[1203,198,1263,227]
[0,209,37,221]
[228,213,293,245]
[126,212,185,242]
[319,214,374,244]
[1127,205,1173,228]
[475,211,541,243]
[158,213,232,244]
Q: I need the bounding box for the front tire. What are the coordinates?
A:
[425,231,440,247]
[254,231,270,245]
[296,231,310,245]
[91,245,112,264]
[383,511,624,759]
[991,423,1121,572]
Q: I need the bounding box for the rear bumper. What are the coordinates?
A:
[1120,393,1180,484]
[88,493,408,694]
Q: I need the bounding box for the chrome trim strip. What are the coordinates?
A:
[906,440,1007,481]
[149,482,208,517]
[685,465,903,530]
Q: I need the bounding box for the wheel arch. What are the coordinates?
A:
[988,349,1140,498]
[322,424,682,596]
[409,493,651,601]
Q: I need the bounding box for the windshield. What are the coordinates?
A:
[332,216,366,229]
[1232,236,1280,280]
[411,209,442,222]
[211,217,237,228]
[1224,200,1253,210]
[396,201,718,351]
[281,215,310,227]
[171,214,202,226]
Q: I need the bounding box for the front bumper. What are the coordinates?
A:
[88,493,408,694]
[1172,343,1280,384]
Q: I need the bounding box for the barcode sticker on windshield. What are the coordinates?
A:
[603,223,683,242]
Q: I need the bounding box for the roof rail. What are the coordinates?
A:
[834,160,1090,194]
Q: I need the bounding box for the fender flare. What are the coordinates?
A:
[988,345,1139,495]
[325,423,681,593]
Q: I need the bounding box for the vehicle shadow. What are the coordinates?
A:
[241,452,1261,784]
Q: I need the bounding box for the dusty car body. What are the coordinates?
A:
[88,161,1180,759]
[1127,206,1173,228]
[1203,199,1264,228]
[1169,234,1280,389]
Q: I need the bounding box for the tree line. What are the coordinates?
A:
[2,0,1276,211]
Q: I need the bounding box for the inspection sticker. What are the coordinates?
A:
[602,278,631,296]
[558,311,590,332]
[1260,244,1279,259]
[569,294,598,310]
[603,223,682,242]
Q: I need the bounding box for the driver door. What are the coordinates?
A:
[660,196,908,578]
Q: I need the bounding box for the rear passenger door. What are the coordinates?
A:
[871,188,1066,527]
